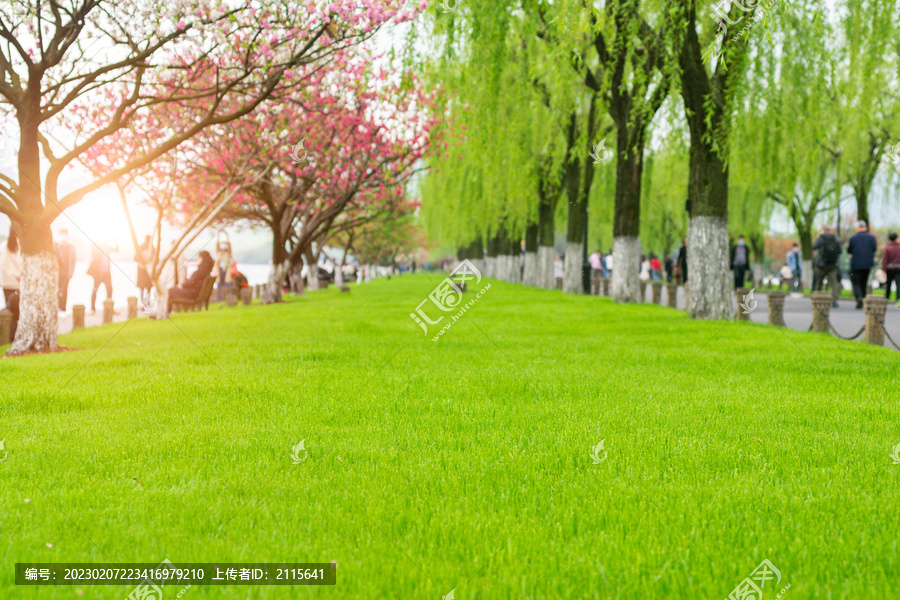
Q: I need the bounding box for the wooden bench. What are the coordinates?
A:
[172,276,216,312]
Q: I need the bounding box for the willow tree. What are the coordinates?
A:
[419,1,569,289]
[829,0,900,226]
[545,0,671,301]
[738,1,852,289]
[664,0,775,318]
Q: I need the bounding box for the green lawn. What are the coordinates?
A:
[2,274,899,599]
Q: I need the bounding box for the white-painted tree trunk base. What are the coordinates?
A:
[495,255,507,282]
[801,259,813,290]
[262,261,289,304]
[562,241,583,295]
[508,254,522,283]
[522,252,537,286]
[485,257,497,279]
[148,281,169,320]
[537,246,555,289]
[751,261,763,287]
[611,236,641,303]
[306,265,319,291]
[687,216,735,320]
[8,251,58,355]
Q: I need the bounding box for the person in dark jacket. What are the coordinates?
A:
[812,225,842,307]
[87,242,115,314]
[882,232,900,305]
[676,238,688,285]
[847,220,877,309]
[730,235,750,288]
[166,251,214,314]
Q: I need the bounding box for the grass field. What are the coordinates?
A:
[2,274,899,599]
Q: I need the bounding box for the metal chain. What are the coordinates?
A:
[827,320,866,340]
[877,317,900,351]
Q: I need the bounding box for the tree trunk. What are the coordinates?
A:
[9,249,59,355]
[288,263,305,295]
[304,248,319,291]
[485,233,498,279]
[263,261,290,304]
[508,239,521,283]
[563,241,583,294]
[611,236,640,302]
[688,215,734,320]
[537,188,556,289]
[8,217,58,354]
[611,133,644,303]
[523,223,538,286]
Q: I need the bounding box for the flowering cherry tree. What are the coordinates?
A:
[171,55,431,300]
[0,0,423,354]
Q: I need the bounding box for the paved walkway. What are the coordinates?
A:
[660,286,900,351]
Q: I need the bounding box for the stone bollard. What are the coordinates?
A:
[591,277,601,296]
[102,299,115,324]
[241,287,252,306]
[736,287,751,321]
[652,281,662,305]
[864,295,889,346]
[0,309,11,344]
[666,283,678,308]
[226,294,238,307]
[73,305,85,329]
[127,296,138,320]
[556,277,563,290]
[767,291,786,327]
[639,281,647,302]
[254,284,261,299]
[602,279,610,296]
[340,285,350,293]
[810,292,832,333]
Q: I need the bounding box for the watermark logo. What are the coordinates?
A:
[710,0,776,38]
[890,442,900,464]
[442,589,456,600]
[139,291,159,315]
[410,260,490,341]
[739,288,757,314]
[439,0,458,12]
[886,141,900,166]
[124,558,191,600]
[725,559,789,600]
[289,139,311,164]
[590,139,613,165]
[590,439,607,464]
[0,439,6,462]
[290,440,308,464]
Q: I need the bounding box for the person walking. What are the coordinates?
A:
[664,253,674,283]
[87,243,114,314]
[812,225,842,308]
[215,240,235,302]
[882,232,900,305]
[55,229,77,312]
[846,220,877,309]
[639,255,651,282]
[589,250,602,279]
[166,251,215,315]
[730,235,750,288]
[605,252,613,280]
[786,243,802,292]
[1,225,22,341]
[676,238,688,285]
[650,254,662,282]
[136,235,153,305]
